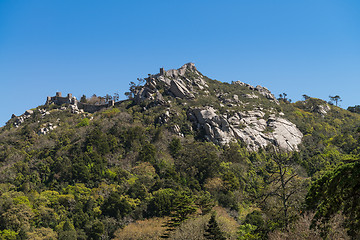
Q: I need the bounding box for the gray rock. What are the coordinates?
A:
[232,81,279,104]
[192,107,217,124]
[165,63,197,78]
[132,63,206,105]
[169,79,195,99]
[191,107,303,151]
[25,110,33,115]
[255,85,279,103]
[243,93,259,99]
[232,81,255,89]
[172,124,184,137]
[267,117,303,151]
[315,104,330,116]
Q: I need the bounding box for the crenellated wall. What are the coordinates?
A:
[46,92,118,113]
[46,93,77,105]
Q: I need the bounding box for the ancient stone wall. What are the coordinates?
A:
[46,92,120,113]
[46,93,76,105]
[77,101,115,113]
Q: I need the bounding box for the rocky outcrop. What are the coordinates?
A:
[132,64,302,151]
[40,63,303,152]
[169,79,195,99]
[38,122,57,135]
[133,63,207,104]
[190,107,303,151]
[232,81,279,104]
[314,104,330,116]
[13,110,34,128]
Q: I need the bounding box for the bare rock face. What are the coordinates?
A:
[169,79,195,99]
[133,63,206,104]
[132,63,302,151]
[191,107,303,151]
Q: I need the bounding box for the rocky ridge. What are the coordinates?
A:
[132,63,303,151]
[133,63,207,105]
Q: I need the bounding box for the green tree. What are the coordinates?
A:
[147,188,176,217]
[204,213,226,240]
[176,142,220,184]
[347,105,360,114]
[302,94,311,101]
[80,95,87,103]
[162,193,197,238]
[261,152,307,228]
[104,94,112,103]
[329,95,342,106]
[101,192,138,219]
[89,221,104,240]
[196,191,214,215]
[138,142,156,163]
[113,92,120,102]
[306,161,360,238]
[237,224,259,240]
[0,230,18,240]
[168,138,182,157]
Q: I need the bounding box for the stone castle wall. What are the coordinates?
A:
[46,92,76,105]
[46,92,119,113]
[77,101,114,113]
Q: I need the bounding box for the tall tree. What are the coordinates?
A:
[161,193,197,238]
[80,94,87,103]
[204,213,226,240]
[302,94,311,101]
[113,92,120,102]
[261,152,308,228]
[329,95,342,106]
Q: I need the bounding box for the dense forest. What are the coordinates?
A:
[1,65,360,239]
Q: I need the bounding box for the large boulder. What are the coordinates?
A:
[132,63,206,104]
[169,79,195,99]
[191,107,303,151]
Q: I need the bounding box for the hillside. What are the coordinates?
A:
[0,63,359,239]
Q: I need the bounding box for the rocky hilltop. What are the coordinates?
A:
[132,63,303,151]
[9,63,303,151]
[1,62,359,239]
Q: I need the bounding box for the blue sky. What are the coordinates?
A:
[0,0,359,126]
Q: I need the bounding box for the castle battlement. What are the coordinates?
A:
[46,92,117,113]
[46,92,77,106]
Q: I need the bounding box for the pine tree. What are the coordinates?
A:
[161,193,197,238]
[80,94,87,103]
[204,213,226,240]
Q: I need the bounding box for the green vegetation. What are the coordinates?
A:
[306,161,360,238]
[204,213,226,240]
[1,74,360,239]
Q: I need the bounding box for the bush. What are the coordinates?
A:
[76,118,90,127]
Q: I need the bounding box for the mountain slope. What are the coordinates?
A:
[0,63,359,239]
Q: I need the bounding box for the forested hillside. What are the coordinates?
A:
[0,64,359,239]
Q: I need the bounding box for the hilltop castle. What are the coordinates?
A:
[46,92,115,113]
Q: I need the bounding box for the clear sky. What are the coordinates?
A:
[1,0,359,126]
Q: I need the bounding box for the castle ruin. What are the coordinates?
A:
[46,92,116,113]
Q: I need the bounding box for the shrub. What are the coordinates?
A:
[76,118,90,127]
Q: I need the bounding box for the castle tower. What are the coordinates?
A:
[56,92,62,97]
[46,96,51,105]
[160,67,165,76]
